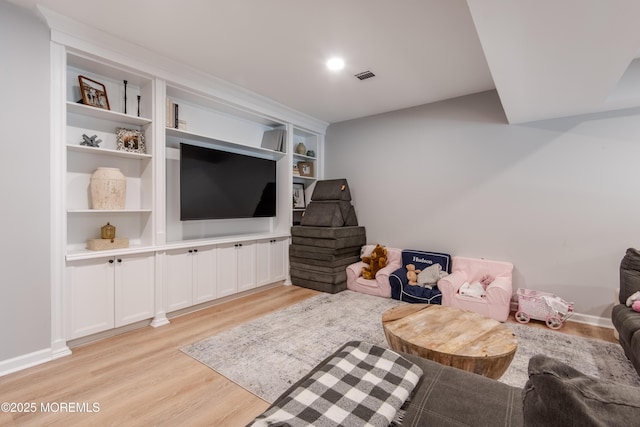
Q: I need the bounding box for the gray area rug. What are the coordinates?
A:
[181,290,640,403]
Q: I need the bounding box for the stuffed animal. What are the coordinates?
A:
[479,274,495,287]
[361,244,388,280]
[406,264,421,286]
[633,301,640,313]
[626,291,640,307]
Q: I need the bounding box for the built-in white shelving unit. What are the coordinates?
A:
[47,11,327,351]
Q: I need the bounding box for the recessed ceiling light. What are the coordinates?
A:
[326,57,345,71]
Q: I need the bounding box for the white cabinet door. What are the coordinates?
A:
[216,243,238,298]
[271,238,288,282]
[114,254,155,327]
[237,241,257,292]
[256,238,288,286]
[193,246,217,304]
[67,258,115,340]
[256,240,271,287]
[164,249,194,312]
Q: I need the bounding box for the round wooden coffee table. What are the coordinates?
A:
[382,304,517,379]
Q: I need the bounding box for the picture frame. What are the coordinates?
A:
[293,183,306,209]
[116,128,145,153]
[78,75,110,110]
[298,161,314,177]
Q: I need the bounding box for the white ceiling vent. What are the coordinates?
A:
[354,70,376,80]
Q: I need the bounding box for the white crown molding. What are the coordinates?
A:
[37,6,328,135]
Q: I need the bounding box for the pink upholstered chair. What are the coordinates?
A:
[438,256,514,322]
[346,247,402,298]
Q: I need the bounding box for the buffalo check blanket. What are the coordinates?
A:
[249,342,423,427]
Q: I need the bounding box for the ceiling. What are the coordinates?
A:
[8,0,640,124]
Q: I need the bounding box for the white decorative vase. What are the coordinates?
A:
[90,167,126,210]
[295,142,307,155]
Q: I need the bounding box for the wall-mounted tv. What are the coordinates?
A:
[180,143,277,220]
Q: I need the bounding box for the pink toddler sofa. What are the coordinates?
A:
[346,247,402,297]
[439,256,514,322]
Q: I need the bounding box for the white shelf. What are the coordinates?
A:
[67,144,152,159]
[293,153,317,161]
[293,175,316,181]
[66,245,159,262]
[166,127,286,161]
[67,102,152,126]
[67,209,153,214]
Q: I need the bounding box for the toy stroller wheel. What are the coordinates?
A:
[515,311,530,324]
[545,315,563,330]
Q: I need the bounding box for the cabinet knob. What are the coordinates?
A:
[108,259,114,264]
[117,259,122,263]
[188,250,193,253]
[193,249,198,253]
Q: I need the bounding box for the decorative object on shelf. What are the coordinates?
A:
[101,222,116,240]
[295,142,307,155]
[90,167,126,210]
[306,150,315,158]
[123,80,128,114]
[165,99,180,128]
[78,75,110,110]
[116,128,145,153]
[261,129,286,152]
[292,164,300,176]
[298,161,314,177]
[80,133,102,147]
[178,119,187,130]
[86,236,129,251]
[137,95,141,117]
[293,183,306,209]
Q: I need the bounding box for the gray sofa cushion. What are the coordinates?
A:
[523,354,640,427]
[292,234,366,249]
[612,304,640,347]
[619,248,640,304]
[289,276,346,293]
[301,201,358,227]
[289,267,347,284]
[291,225,366,239]
[310,178,352,201]
[289,244,361,261]
[289,255,361,269]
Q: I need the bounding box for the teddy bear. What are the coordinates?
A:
[406,264,421,286]
[361,244,388,280]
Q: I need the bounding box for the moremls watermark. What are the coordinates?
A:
[1,402,101,413]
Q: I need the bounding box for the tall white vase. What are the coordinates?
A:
[90,167,126,210]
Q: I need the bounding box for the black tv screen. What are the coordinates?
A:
[180,143,277,220]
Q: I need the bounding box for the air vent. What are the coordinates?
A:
[354,70,375,80]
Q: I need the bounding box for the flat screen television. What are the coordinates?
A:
[180,143,277,220]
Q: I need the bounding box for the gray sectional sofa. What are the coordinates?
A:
[249,341,640,427]
[612,248,640,377]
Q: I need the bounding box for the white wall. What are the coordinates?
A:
[0,1,52,360]
[325,90,640,320]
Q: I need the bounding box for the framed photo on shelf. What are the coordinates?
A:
[78,75,110,110]
[293,183,306,209]
[298,161,314,177]
[116,128,145,153]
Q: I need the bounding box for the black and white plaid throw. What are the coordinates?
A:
[250,342,423,427]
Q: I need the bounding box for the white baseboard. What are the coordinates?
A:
[569,312,614,329]
[0,348,52,377]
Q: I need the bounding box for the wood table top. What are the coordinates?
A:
[382,304,517,359]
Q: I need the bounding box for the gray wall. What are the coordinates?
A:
[325,90,640,319]
[0,1,51,360]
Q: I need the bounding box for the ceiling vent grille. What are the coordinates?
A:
[354,70,375,80]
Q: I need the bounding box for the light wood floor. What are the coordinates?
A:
[0,285,618,426]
